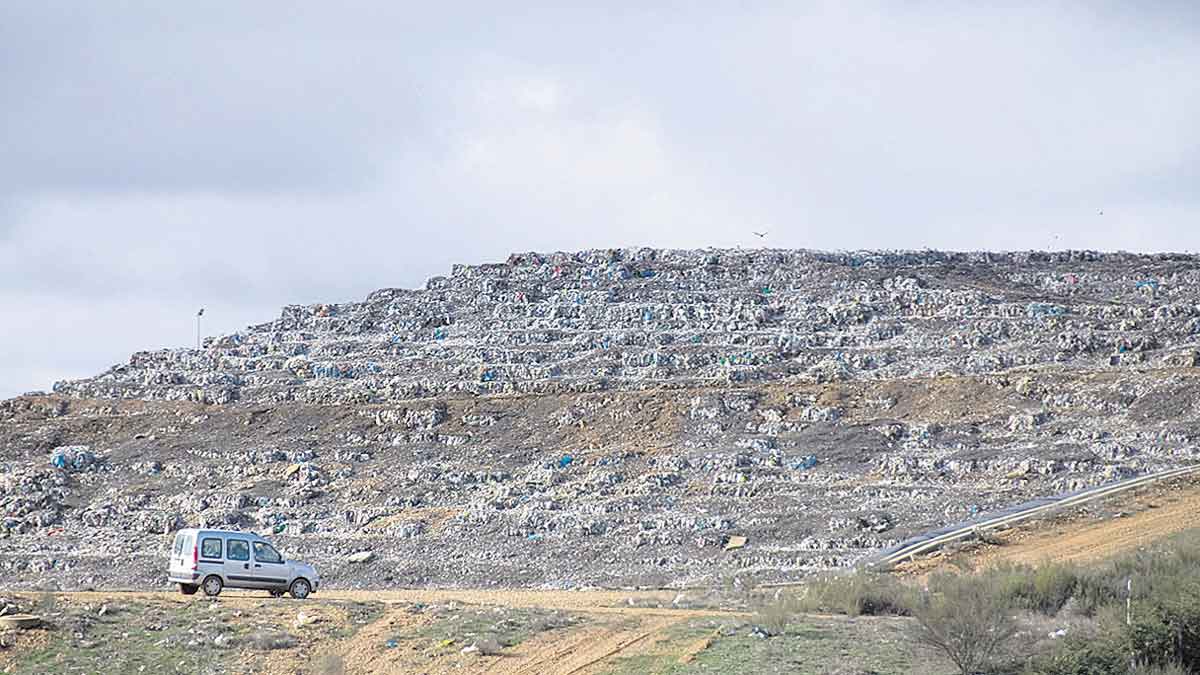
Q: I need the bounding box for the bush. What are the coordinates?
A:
[1126,580,1200,669]
[910,572,1017,675]
[1024,634,1128,675]
[798,572,913,617]
[982,562,1079,615]
[754,591,803,636]
[1029,557,1200,672]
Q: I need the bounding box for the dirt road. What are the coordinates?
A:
[979,487,1200,566]
[899,481,1200,574]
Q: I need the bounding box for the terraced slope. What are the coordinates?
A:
[3,248,1200,591]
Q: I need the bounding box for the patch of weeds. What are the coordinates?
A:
[246,629,299,651]
[602,616,955,675]
[393,604,581,654]
[328,600,386,639]
[753,592,804,636]
[7,598,248,675]
[794,572,915,617]
[311,653,346,675]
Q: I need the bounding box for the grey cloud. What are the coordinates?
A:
[1,3,437,194]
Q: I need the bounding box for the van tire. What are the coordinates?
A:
[289,578,311,599]
[179,583,198,595]
[202,575,224,597]
[269,590,284,598]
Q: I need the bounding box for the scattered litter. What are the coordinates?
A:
[50,445,95,471]
[724,535,748,551]
[0,615,41,630]
[792,455,818,470]
[1026,302,1065,319]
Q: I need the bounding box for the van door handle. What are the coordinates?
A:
[243,563,249,569]
[254,564,262,568]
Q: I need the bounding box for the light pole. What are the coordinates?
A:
[196,308,205,350]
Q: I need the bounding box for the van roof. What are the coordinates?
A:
[176,528,269,539]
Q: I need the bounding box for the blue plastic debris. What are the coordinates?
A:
[50,445,95,472]
[792,455,818,470]
[385,639,398,649]
[527,533,544,542]
[1026,302,1065,319]
[558,455,574,469]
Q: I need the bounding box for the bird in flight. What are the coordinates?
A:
[1098,209,1104,216]
[752,231,768,238]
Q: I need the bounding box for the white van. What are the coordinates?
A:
[168,528,320,599]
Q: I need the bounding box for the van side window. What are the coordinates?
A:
[253,541,282,564]
[227,539,250,561]
[201,538,223,559]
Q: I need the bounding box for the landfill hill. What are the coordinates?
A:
[4,247,1200,591]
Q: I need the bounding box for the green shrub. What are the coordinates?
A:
[1126,580,1200,669]
[797,572,913,616]
[1029,546,1200,672]
[1023,634,1128,675]
[753,591,803,636]
[910,572,1017,675]
[980,562,1079,615]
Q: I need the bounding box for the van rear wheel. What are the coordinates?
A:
[202,575,223,597]
[179,583,198,595]
[289,578,311,599]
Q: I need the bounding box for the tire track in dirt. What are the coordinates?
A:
[331,607,688,675]
[499,614,681,675]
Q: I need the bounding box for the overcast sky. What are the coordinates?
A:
[1,2,1198,398]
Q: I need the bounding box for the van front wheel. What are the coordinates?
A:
[179,583,198,595]
[289,578,311,599]
[202,575,223,597]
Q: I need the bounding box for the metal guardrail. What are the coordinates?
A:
[867,464,1200,568]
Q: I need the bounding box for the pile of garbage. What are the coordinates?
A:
[50,248,1200,406]
[1,248,1198,591]
[50,445,96,472]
